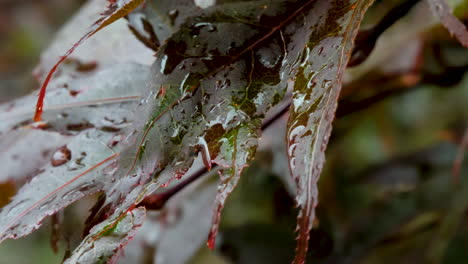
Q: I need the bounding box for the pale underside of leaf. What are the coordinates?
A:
[285,0,374,263]
[0,63,149,242]
[34,0,145,122]
[0,130,119,243]
[0,129,70,183]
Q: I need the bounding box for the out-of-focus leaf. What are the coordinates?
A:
[427,0,468,47]
[286,0,374,262]
[64,207,146,264]
[347,0,466,82]
[427,169,468,262]
[0,181,17,208]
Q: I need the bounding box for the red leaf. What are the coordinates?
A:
[285,0,374,263]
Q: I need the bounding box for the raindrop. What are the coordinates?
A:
[168,9,179,25]
[318,46,324,55]
[67,152,86,171]
[194,22,217,33]
[107,135,123,148]
[103,161,119,176]
[321,79,332,89]
[51,146,71,167]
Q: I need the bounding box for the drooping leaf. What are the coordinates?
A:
[0,63,150,242]
[208,122,259,248]
[35,0,154,78]
[427,0,468,47]
[118,169,218,264]
[34,0,145,122]
[285,0,374,263]
[1,63,148,134]
[64,207,146,264]
[0,130,119,242]
[73,1,373,262]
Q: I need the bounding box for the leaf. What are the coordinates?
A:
[118,170,218,264]
[34,0,145,122]
[427,0,468,47]
[73,1,366,261]
[207,122,259,248]
[0,129,69,184]
[1,63,148,134]
[64,207,146,264]
[0,63,150,242]
[127,0,200,49]
[35,0,154,78]
[285,0,374,263]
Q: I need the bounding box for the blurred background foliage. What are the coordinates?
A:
[0,0,468,263]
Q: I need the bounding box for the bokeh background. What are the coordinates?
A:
[1,0,468,263]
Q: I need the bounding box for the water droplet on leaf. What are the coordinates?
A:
[51,146,71,167]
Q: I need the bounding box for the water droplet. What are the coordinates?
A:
[168,9,179,25]
[67,152,86,171]
[322,79,332,89]
[289,125,305,142]
[193,22,217,33]
[78,183,94,192]
[318,46,324,55]
[103,161,119,176]
[197,136,212,170]
[160,54,168,74]
[107,135,123,147]
[51,146,71,167]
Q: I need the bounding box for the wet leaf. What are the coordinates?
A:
[73,1,375,262]
[427,0,468,47]
[0,62,149,242]
[119,171,218,264]
[0,130,120,242]
[0,129,69,184]
[34,0,145,122]
[1,63,149,134]
[285,0,374,263]
[35,0,154,77]
[64,207,146,264]
[208,123,259,248]
[0,0,387,262]
[127,0,200,49]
